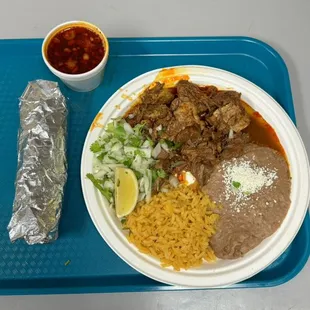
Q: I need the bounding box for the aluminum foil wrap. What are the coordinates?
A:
[8,80,67,244]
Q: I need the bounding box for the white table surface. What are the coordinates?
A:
[0,0,309,309]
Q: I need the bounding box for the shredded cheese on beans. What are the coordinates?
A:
[223,159,278,209]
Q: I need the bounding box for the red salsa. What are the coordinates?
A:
[47,26,105,74]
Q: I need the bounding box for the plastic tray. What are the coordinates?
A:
[0,36,308,295]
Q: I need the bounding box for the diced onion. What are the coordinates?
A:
[149,128,153,134]
[104,180,114,190]
[89,119,158,209]
[128,114,135,119]
[161,142,169,152]
[124,146,137,155]
[156,124,162,131]
[123,122,134,134]
[142,140,150,148]
[147,169,152,201]
[111,142,122,152]
[169,175,179,188]
[138,193,146,201]
[140,147,152,158]
[132,155,142,171]
[152,143,162,158]
[93,170,107,179]
[229,128,234,139]
[139,177,145,190]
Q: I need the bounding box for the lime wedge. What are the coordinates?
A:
[115,167,139,218]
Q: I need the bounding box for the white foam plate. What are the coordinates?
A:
[81,66,310,288]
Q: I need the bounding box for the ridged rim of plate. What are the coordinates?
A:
[81,65,310,288]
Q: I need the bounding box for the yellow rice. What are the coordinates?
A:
[124,185,219,271]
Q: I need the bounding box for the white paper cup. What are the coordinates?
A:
[42,21,109,92]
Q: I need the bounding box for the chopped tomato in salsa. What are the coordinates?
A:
[47,26,105,74]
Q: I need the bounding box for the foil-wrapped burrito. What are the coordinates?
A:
[8,80,67,244]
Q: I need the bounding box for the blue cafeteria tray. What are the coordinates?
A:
[0,36,308,295]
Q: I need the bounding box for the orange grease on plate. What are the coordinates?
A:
[121,93,133,101]
[90,112,104,131]
[242,102,285,157]
[148,82,158,90]
[154,68,190,87]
